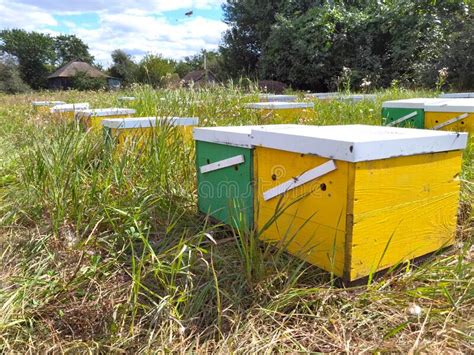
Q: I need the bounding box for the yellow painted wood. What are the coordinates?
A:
[255,147,349,277]
[425,111,473,132]
[110,126,193,146]
[34,106,51,114]
[52,111,76,121]
[254,108,314,122]
[349,151,463,280]
[83,114,132,132]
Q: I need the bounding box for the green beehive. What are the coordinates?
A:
[381,98,449,128]
[193,125,296,230]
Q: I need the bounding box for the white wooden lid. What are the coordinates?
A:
[193,124,300,148]
[76,108,136,117]
[50,103,90,112]
[101,117,198,129]
[382,98,450,109]
[305,92,339,98]
[259,94,297,102]
[439,93,474,98]
[118,96,136,101]
[245,102,314,110]
[251,124,468,162]
[32,101,65,106]
[424,99,474,113]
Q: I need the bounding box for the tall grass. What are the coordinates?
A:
[0,87,472,352]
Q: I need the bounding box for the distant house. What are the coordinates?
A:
[182,70,217,88]
[47,60,121,90]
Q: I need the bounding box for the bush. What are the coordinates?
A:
[70,71,106,91]
[0,59,30,93]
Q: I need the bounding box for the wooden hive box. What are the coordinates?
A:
[32,101,65,113]
[245,102,314,122]
[382,98,449,128]
[50,103,90,121]
[250,124,468,282]
[193,125,298,230]
[76,108,136,131]
[424,99,474,133]
[102,116,198,148]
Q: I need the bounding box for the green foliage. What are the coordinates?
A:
[136,54,176,87]
[221,0,474,90]
[0,57,30,93]
[175,50,225,80]
[0,29,55,89]
[54,34,94,65]
[109,49,138,86]
[70,71,106,91]
[0,30,94,89]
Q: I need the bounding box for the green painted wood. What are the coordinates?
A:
[196,141,253,230]
[381,107,425,128]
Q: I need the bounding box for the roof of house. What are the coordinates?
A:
[48,60,108,79]
[182,70,216,83]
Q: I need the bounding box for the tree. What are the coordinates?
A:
[69,71,106,91]
[175,50,225,80]
[54,34,94,66]
[0,56,30,93]
[0,29,55,89]
[109,49,138,86]
[136,54,176,87]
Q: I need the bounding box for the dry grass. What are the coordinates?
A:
[0,86,472,353]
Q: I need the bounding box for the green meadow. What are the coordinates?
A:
[0,86,472,352]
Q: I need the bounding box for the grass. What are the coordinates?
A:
[0,86,472,352]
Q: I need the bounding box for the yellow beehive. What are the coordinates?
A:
[251,125,468,282]
[32,101,65,113]
[245,102,314,122]
[424,99,474,133]
[101,116,199,149]
[50,103,90,121]
[75,108,136,131]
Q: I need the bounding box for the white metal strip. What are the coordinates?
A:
[263,160,336,201]
[386,111,418,126]
[432,113,469,130]
[200,155,245,174]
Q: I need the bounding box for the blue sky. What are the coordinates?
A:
[0,0,227,66]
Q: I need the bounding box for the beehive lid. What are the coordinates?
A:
[245,102,314,110]
[102,117,199,129]
[32,101,65,106]
[118,96,136,101]
[76,108,136,116]
[439,92,474,98]
[424,99,474,113]
[305,92,339,98]
[259,94,297,102]
[339,94,376,101]
[382,98,450,109]
[50,103,90,112]
[251,124,468,162]
[193,124,300,148]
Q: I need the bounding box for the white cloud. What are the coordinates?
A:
[8,0,224,14]
[0,0,57,29]
[0,0,228,66]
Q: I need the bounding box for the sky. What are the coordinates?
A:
[0,0,228,67]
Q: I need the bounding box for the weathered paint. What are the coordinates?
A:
[425,111,473,132]
[255,147,350,277]
[196,141,254,230]
[252,125,467,282]
[349,151,462,280]
[381,107,425,128]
